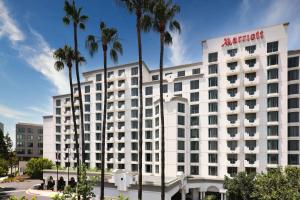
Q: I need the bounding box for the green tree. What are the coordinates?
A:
[63,0,88,163]
[25,158,53,178]
[252,168,300,200]
[150,1,181,199]
[53,45,85,180]
[5,133,17,176]
[0,158,8,176]
[224,172,256,200]
[86,21,123,200]
[115,1,152,199]
[0,128,8,160]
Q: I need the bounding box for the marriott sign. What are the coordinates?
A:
[221,31,264,47]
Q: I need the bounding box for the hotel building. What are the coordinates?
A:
[16,123,43,161]
[43,23,300,199]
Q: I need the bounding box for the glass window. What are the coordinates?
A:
[191,141,199,150]
[208,115,218,125]
[190,166,199,175]
[177,153,185,163]
[190,92,199,102]
[190,154,199,163]
[209,128,218,138]
[288,57,299,68]
[209,90,218,99]
[288,154,299,165]
[208,52,218,62]
[96,74,102,81]
[267,68,278,80]
[267,54,278,66]
[227,48,238,57]
[177,70,185,77]
[268,111,278,122]
[163,84,168,93]
[190,129,199,138]
[288,126,299,137]
[178,128,185,138]
[208,141,218,150]
[228,62,238,70]
[192,68,200,75]
[209,102,218,112]
[191,116,199,126]
[131,88,138,96]
[174,82,182,92]
[190,80,199,90]
[178,116,185,125]
[208,154,218,163]
[245,45,256,54]
[288,84,299,95]
[152,75,159,81]
[268,154,278,164]
[145,86,153,95]
[131,67,138,75]
[288,70,299,81]
[288,112,299,123]
[209,77,218,87]
[145,98,152,106]
[190,105,199,114]
[268,97,278,108]
[288,98,299,109]
[288,140,299,151]
[267,41,278,53]
[178,103,185,113]
[85,85,90,93]
[177,141,185,150]
[131,77,138,85]
[209,64,218,74]
[209,166,218,176]
[268,126,278,136]
[267,83,278,94]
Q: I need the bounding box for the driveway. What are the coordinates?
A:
[0,179,51,200]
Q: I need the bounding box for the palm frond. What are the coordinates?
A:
[100,21,106,31]
[85,35,99,57]
[80,15,88,23]
[79,23,85,30]
[54,61,65,71]
[140,14,152,32]
[110,49,119,63]
[62,16,70,25]
[112,41,123,55]
[164,31,172,45]
[169,20,181,33]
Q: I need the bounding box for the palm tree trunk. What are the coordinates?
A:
[73,21,86,165]
[159,32,165,200]
[136,8,143,200]
[100,48,108,200]
[67,65,80,184]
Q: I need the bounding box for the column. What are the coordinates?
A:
[192,188,199,200]
[181,189,186,200]
[221,193,224,200]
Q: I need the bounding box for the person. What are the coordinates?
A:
[47,176,55,191]
[69,177,76,188]
[57,176,66,191]
[39,179,45,190]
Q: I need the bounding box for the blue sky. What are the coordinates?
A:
[0,0,300,145]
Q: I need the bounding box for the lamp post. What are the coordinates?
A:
[55,153,59,191]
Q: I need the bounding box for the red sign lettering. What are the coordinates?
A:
[221,30,264,47]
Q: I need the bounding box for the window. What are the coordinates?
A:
[209,102,218,112]
[84,95,90,102]
[145,165,152,173]
[56,100,61,107]
[190,166,199,175]
[192,68,200,75]
[288,112,299,123]
[178,103,185,113]
[177,153,185,163]
[209,166,218,176]
[190,80,199,90]
[145,119,152,128]
[288,154,299,165]
[174,82,182,92]
[190,129,199,138]
[267,54,278,66]
[191,116,199,126]
[209,77,218,87]
[131,77,138,85]
[227,75,237,84]
[245,59,256,67]
[209,64,218,74]
[178,116,185,125]
[209,90,218,99]
[96,93,101,101]
[145,98,152,106]
[268,154,278,164]
[190,92,199,102]
[268,97,278,108]
[267,83,278,94]
[245,45,256,54]
[228,88,238,97]
[131,99,138,107]
[288,140,299,151]
[178,166,184,172]
[288,57,299,68]
[228,167,238,177]
[191,154,199,163]
[246,127,256,137]
[273,139,283,151]
[245,154,256,164]
[268,111,278,122]
[118,69,125,76]
[131,121,138,129]
[208,154,218,163]
[178,128,185,138]
[288,98,299,109]
[228,114,238,124]
[208,115,218,125]
[268,126,278,136]
[267,41,278,53]
[227,141,237,150]
[131,67,138,75]
[152,75,159,81]
[245,100,256,109]
[145,109,153,117]
[85,104,90,112]
[190,105,199,114]
[208,52,218,62]
[163,84,168,93]
[208,141,218,150]
[246,140,256,150]
[177,141,185,150]
[85,85,90,93]
[228,62,237,70]
[209,128,218,138]
[191,141,199,150]
[131,88,138,96]
[288,84,299,95]
[228,127,237,137]
[177,70,185,77]
[227,48,238,57]
[288,126,299,137]
[267,68,278,80]
[96,74,102,81]
[145,86,153,95]
[288,70,299,81]
[245,73,256,81]
[165,72,172,76]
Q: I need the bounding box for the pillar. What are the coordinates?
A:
[192,189,199,200]
[181,189,186,200]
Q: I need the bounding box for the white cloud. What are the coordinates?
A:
[0,0,24,43]
[0,104,28,119]
[0,1,69,94]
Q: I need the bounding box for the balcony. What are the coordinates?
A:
[227,160,240,166]
[244,76,259,86]
[227,79,240,89]
[227,146,239,153]
[107,147,114,153]
[226,119,240,127]
[244,104,259,113]
[244,146,259,154]
[108,74,115,81]
[74,100,80,106]
[117,94,125,100]
[244,118,259,126]
[226,105,240,114]
[64,111,71,116]
[117,105,125,111]
[117,83,125,90]
[107,126,114,132]
[244,90,259,99]
[226,92,240,101]
[226,65,240,75]
[243,63,259,72]
[117,116,125,121]
[107,84,114,92]
[118,137,125,142]
[64,101,71,107]
[108,95,115,102]
[244,160,259,167]
[107,117,114,122]
[107,106,115,112]
[117,126,125,132]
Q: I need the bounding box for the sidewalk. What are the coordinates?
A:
[26,188,58,198]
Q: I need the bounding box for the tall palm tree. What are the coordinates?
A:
[53,45,86,183]
[150,1,181,199]
[63,0,88,164]
[85,21,123,200]
[115,1,152,199]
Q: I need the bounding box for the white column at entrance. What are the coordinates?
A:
[221,193,224,200]
[181,189,186,200]
[192,189,199,200]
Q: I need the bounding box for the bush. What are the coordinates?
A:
[0,158,8,176]
[25,158,53,179]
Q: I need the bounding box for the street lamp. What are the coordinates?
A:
[56,152,59,190]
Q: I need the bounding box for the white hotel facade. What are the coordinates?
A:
[43,23,300,199]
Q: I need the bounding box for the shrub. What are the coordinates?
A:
[0,158,8,176]
[25,158,53,179]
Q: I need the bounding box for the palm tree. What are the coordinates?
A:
[85,21,123,200]
[63,0,88,164]
[53,45,86,183]
[115,1,152,199]
[150,1,181,199]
